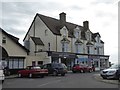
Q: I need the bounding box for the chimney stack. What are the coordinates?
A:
[59,12,66,27]
[83,21,89,30]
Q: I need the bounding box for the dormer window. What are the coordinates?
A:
[74,27,81,39]
[63,28,67,36]
[97,35,100,43]
[86,30,91,41]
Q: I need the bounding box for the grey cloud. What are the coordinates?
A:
[95,11,116,19]
[91,0,116,5]
[1,1,63,37]
[69,6,84,11]
[3,26,26,36]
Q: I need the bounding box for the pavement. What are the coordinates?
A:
[93,74,120,85]
[5,74,18,79]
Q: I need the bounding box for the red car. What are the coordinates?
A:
[18,66,48,78]
[72,64,93,73]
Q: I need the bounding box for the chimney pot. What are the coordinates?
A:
[59,12,66,26]
[83,21,89,30]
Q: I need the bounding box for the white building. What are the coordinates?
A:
[0,28,29,74]
[23,12,109,70]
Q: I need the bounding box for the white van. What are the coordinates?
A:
[0,61,5,83]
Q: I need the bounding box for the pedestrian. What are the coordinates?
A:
[92,64,95,72]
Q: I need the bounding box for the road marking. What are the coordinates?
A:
[37,80,61,87]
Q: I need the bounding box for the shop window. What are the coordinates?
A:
[9,59,13,69]
[13,59,19,69]
[8,58,24,69]
[19,59,24,69]
[38,61,43,65]
[32,61,36,66]
[94,61,99,67]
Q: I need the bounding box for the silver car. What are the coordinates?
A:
[100,64,120,79]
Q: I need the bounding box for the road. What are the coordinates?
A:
[2,72,119,88]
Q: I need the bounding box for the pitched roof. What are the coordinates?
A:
[31,37,44,46]
[0,28,29,53]
[61,37,70,43]
[37,13,83,38]
[86,41,93,46]
[23,13,104,44]
[75,39,83,44]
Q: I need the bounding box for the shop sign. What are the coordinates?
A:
[88,55,100,59]
[51,52,76,58]
[77,58,89,61]
[100,56,109,59]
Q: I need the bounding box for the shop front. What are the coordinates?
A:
[47,51,76,70]
[88,55,109,70]
[76,55,91,66]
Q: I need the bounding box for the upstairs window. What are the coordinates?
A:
[2,37,6,44]
[76,44,81,53]
[48,43,50,51]
[62,43,68,52]
[87,46,90,54]
[96,47,99,55]
[45,29,48,36]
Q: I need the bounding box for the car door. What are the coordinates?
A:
[47,64,53,74]
[22,67,31,76]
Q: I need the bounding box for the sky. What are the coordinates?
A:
[0,0,119,64]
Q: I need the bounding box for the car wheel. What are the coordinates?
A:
[80,70,84,73]
[118,76,120,82]
[41,75,44,78]
[53,71,58,76]
[89,69,92,73]
[61,73,65,76]
[72,71,76,73]
[2,80,4,84]
[29,73,32,78]
[18,73,22,78]
[102,77,107,79]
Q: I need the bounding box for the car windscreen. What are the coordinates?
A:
[32,67,41,69]
[110,64,120,69]
[52,63,63,68]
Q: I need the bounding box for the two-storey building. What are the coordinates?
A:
[23,12,109,70]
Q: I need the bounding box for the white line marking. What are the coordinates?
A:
[37,80,61,87]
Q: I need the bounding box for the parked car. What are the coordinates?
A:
[117,67,120,81]
[41,63,67,76]
[18,66,48,78]
[0,62,5,83]
[100,64,120,79]
[72,64,93,73]
[0,68,5,84]
[3,66,10,76]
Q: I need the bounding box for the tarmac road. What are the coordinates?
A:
[2,72,119,88]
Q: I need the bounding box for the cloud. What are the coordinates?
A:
[91,0,117,4]
[1,0,118,63]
